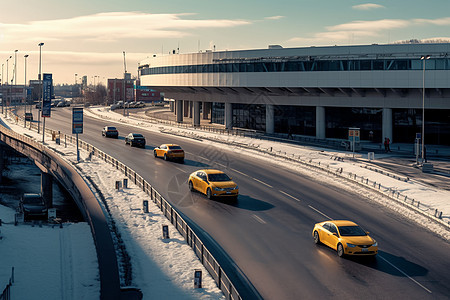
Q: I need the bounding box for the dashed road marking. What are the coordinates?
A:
[252,178,273,188]
[231,168,249,177]
[279,190,301,202]
[252,214,267,224]
[308,205,332,220]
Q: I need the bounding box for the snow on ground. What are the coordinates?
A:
[0,113,224,299]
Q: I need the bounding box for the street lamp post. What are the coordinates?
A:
[5,56,12,116]
[24,54,29,127]
[421,55,430,165]
[14,50,18,86]
[38,42,44,135]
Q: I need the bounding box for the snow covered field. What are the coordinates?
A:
[1,105,449,299]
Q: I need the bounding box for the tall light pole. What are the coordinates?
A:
[421,55,430,164]
[38,42,44,134]
[14,50,18,85]
[1,63,3,114]
[5,56,12,115]
[24,54,29,126]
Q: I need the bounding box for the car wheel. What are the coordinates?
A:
[154,151,157,158]
[164,154,168,161]
[313,231,320,244]
[188,181,194,191]
[337,243,345,257]
[206,188,212,199]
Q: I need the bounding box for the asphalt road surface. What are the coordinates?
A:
[30,107,450,299]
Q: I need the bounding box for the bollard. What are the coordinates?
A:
[143,200,149,213]
[194,270,202,288]
[162,225,169,239]
[115,181,122,190]
[123,178,128,189]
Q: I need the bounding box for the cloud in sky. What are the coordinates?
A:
[352,3,385,10]
[265,16,285,20]
[0,12,251,45]
[287,17,450,46]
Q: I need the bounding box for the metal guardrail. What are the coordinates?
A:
[64,134,242,300]
[7,109,243,300]
[0,267,14,300]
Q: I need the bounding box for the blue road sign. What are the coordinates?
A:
[42,73,52,117]
[72,107,83,134]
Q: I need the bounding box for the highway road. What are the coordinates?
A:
[35,107,450,299]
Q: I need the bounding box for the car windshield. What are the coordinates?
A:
[338,226,367,236]
[107,127,117,131]
[24,196,43,205]
[208,173,231,182]
[168,146,182,150]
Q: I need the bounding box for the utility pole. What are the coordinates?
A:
[123,51,127,116]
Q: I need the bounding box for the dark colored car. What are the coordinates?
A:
[19,193,48,220]
[125,133,146,148]
[102,126,119,138]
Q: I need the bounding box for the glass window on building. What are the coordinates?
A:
[274,106,315,136]
[211,102,225,125]
[232,103,266,131]
[325,107,382,142]
[393,109,450,145]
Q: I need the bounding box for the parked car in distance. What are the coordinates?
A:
[24,112,33,121]
[125,133,146,148]
[19,193,48,220]
[154,144,184,162]
[188,169,238,200]
[102,126,119,138]
[312,220,378,257]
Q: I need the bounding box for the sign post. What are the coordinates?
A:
[72,107,83,162]
[42,73,52,143]
[348,128,360,158]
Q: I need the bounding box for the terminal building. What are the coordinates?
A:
[139,43,450,145]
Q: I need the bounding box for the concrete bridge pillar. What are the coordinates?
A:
[169,101,174,112]
[266,104,274,134]
[41,171,53,208]
[0,145,4,184]
[382,108,393,143]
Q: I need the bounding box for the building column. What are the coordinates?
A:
[183,100,189,118]
[382,108,393,143]
[189,101,193,118]
[266,104,274,134]
[176,100,183,123]
[193,101,200,127]
[41,171,53,208]
[202,102,209,120]
[225,102,233,130]
[169,101,174,112]
[316,106,326,139]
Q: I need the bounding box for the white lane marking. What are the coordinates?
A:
[173,165,187,173]
[279,190,301,202]
[252,214,267,224]
[378,255,432,294]
[308,205,332,220]
[231,168,249,177]
[252,177,273,188]
[216,162,227,168]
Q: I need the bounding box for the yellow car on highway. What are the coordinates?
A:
[188,169,239,200]
[312,220,378,257]
[153,144,185,162]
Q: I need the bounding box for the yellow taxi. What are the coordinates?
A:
[312,220,378,257]
[188,169,238,200]
[153,144,185,162]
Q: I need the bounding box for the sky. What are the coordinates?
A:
[0,0,449,85]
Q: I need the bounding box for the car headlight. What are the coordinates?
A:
[214,187,225,191]
[234,186,239,190]
[346,243,356,248]
[372,241,378,247]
